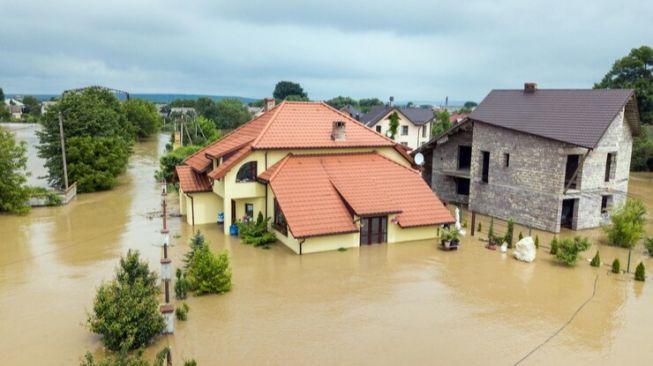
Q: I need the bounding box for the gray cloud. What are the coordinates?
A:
[0,0,651,102]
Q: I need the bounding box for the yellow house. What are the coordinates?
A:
[360,105,434,149]
[176,101,453,254]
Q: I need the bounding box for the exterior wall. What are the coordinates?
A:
[388,220,438,243]
[430,129,473,204]
[371,110,431,149]
[302,233,359,254]
[179,189,187,216]
[468,122,568,232]
[183,192,222,226]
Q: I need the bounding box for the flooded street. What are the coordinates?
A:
[3,123,50,188]
[1,133,653,365]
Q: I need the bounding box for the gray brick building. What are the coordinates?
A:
[415,84,641,233]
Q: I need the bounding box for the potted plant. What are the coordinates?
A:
[440,228,460,250]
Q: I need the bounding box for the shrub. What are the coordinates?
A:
[555,236,590,266]
[644,237,653,256]
[590,251,601,267]
[550,236,559,255]
[0,129,31,214]
[156,145,202,182]
[87,250,165,351]
[505,219,514,248]
[174,268,189,299]
[635,262,646,281]
[175,303,190,321]
[534,235,540,249]
[463,218,468,228]
[183,231,207,269]
[477,222,482,233]
[80,347,170,366]
[518,231,524,241]
[612,258,621,274]
[184,360,198,366]
[440,227,460,242]
[488,217,495,243]
[602,199,647,249]
[237,212,277,247]
[186,246,232,295]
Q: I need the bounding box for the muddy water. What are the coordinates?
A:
[0,135,652,365]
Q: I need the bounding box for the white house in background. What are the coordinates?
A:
[4,98,24,119]
[360,105,434,150]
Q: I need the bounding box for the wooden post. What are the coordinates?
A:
[58,112,69,190]
[471,211,476,236]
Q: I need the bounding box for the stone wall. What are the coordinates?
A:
[431,129,472,204]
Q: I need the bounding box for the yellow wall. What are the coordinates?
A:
[371,110,431,150]
[179,189,187,216]
[182,192,222,226]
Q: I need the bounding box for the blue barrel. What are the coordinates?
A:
[229,223,238,236]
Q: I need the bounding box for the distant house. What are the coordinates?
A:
[4,99,24,119]
[170,107,196,117]
[360,105,434,149]
[449,113,468,124]
[414,83,640,233]
[339,104,362,120]
[175,100,453,254]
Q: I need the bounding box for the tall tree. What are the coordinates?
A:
[325,96,359,110]
[21,95,41,118]
[273,81,307,100]
[37,88,134,192]
[388,112,400,139]
[195,96,219,122]
[123,99,162,139]
[431,110,452,137]
[212,98,252,129]
[594,46,653,123]
[0,128,30,214]
[0,87,5,102]
[358,98,384,113]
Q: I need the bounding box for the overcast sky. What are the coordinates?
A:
[0,0,651,102]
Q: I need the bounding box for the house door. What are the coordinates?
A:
[561,199,576,229]
[360,216,388,245]
[231,199,236,225]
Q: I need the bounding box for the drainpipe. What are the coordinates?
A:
[186,193,195,226]
[299,238,305,255]
[265,152,269,220]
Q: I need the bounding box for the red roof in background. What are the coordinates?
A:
[176,165,212,193]
[449,113,468,123]
[261,152,453,238]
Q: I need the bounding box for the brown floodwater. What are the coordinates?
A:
[1,134,652,365]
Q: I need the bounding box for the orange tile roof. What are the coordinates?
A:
[175,165,212,193]
[262,152,453,238]
[207,145,252,180]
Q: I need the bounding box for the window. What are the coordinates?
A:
[458,146,472,170]
[245,203,254,220]
[456,178,470,195]
[605,153,616,182]
[422,125,427,138]
[273,198,287,236]
[236,161,257,182]
[400,142,408,146]
[481,151,490,183]
[564,155,580,189]
[504,153,510,167]
[401,125,409,136]
[376,125,382,133]
[601,195,613,213]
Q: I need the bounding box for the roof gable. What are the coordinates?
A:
[361,106,434,127]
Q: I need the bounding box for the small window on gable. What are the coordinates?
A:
[236,161,257,183]
[504,153,510,167]
[601,195,613,214]
[376,125,382,133]
[605,152,616,182]
[401,125,409,136]
[422,126,427,138]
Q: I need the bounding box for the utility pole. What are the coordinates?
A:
[58,112,69,190]
[159,179,174,334]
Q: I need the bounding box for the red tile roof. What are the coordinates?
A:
[260,152,453,238]
[175,165,212,193]
[207,145,252,180]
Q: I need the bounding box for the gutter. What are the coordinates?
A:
[186,193,195,226]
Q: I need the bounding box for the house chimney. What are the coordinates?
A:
[263,97,276,112]
[524,82,537,94]
[389,96,394,107]
[331,121,346,141]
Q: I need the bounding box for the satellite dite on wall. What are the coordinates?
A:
[414,152,425,166]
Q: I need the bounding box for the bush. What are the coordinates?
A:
[602,199,647,249]
[534,235,540,249]
[156,145,202,182]
[488,217,495,243]
[612,258,621,274]
[237,212,277,247]
[87,250,165,351]
[644,237,653,256]
[477,222,482,233]
[184,360,198,366]
[518,231,524,241]
[0,129,31,214]
[186,246,232,295]
[175,303,190,321]
[80,347,170,366]
[174,268,189,299]
[440,227,460,242]
[505,219,514,248]
[550,236,559,255]
[463,218,468,228]
[555,236,590,266]
[635,262,646,281]
[123,99,162,139]
[590,251,601,267]
[183,231,207,269]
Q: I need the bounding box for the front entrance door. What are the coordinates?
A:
[360,216,388,245]
[561,199,576,229]
[231,199,236,225]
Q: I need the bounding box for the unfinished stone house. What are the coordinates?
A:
[414,83,641,232]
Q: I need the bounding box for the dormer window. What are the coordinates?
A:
[236,161,257,183]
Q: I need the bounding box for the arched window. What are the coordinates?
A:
[236,161,257,182]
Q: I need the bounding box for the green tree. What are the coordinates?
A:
[273,81,307,100]
[464,101,478,109]
[195,97,219,121]
[550,236,559,255]
[590,251,601,267]
[504,218,514,248]
[0,87,4,101]
[602,199,647,248]
[635,262,646,281]
[212,99,252,130]
[644,237,653,256]
[0,128,30,214]
[631,126,653,171]
[124,99,162,139]
[388,112,400,139]
[431,110,452,137]
[37,88,134,191]
[21,95,41,119]
[555,236,591,266]
[612,258,621,273]
[169,99,197,108]
[325,96,359,110]
[358,98,384,113]
[195,116,220,145]
[87,250,165,351]
[80,347,170,366]
[594,46,653,123]
[156,145,202,182]
[186,246,232,295]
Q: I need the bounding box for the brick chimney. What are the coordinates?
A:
[263,97,276,112]
[331,121,346,141]
[524,82,537,94]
